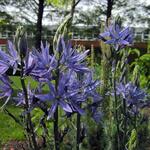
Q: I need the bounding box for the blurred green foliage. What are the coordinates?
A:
[131,52,150,92]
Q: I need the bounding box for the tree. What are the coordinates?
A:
[106,0,114,25]
[0,12,14,25]
[74,0,150,28]
[9,0,48,49]
[113,0,150,28]
[0,0,60,49]
[134,2,150,27]
[74,0,114,27]
[0,0,81,49]
[52,0,81,50]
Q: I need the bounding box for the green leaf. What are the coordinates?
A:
[128,48,140,57]
[127,129,138,150]
[47,0,71,7]
[139,54,150,62]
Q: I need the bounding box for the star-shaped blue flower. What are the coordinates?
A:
[99,24,133,51]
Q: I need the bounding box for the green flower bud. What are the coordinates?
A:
[14,26,28,58]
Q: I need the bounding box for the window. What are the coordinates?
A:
[0,45,7,51]
[2,32,8,38]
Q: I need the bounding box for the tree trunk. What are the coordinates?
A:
[106,0,113,26]
[35,0,44,50]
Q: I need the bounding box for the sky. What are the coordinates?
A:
[140,0,149,5]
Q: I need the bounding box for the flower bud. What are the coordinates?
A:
[14,26,28,58]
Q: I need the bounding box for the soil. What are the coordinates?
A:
[2,140,28,150]
[1,139,44,150]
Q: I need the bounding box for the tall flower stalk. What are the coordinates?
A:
[34,37,101,149]
[54,106,59,150]
[0,27,101,149]
[123,97,127,149]
[99,22,134,150]
[54,54,60,150]
[99,21,150,150]
[76,73,83,150]
[112,56,120,150]
[20,60,38,149]
[18,28,38,149]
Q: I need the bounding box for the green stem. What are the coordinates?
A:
[134,113,137,130]
[54,106,59,150]
[20,58,38,149]
[4,108,23,126]
[76,113,81,150]
[113,59,120,150]
[123,98,127,150]
[54,66,60,150]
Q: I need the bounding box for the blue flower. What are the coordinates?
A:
[24,38,90,82]
[58,38,90,73]
[68,72,101,103]
[99,24,133,51]
[14,83,35,107]
[22,37,102,121]
[116,82,147,114]
[0,41,20,74]
[62,71,101,117]
[24,51,36,75]
[27,42,57,81]
[89,104,102,123]
[0,60,10,75]
[0,74,13,108]
[35,71,101,119]
[35,71,73,119]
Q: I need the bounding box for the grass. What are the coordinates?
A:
[0,76,27,146]
[0,76,49,147]
[0,103,24,146]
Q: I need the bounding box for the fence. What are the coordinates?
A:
[0,32,150,49]
[71,33,150,42]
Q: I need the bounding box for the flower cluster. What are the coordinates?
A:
[32,38,101,120]
[0,37,101,122]
[117,82,148,115]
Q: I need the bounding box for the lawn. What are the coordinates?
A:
[0,76,28,146]
[0,103,24,146]
[0,76,50,147]
[0,76,39,146]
